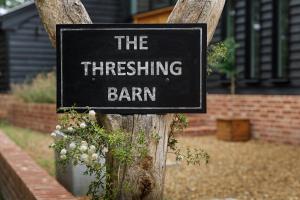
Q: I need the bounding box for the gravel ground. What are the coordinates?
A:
[164,136,300,200]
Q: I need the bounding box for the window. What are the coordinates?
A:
[150,0,172,10]
[245,0,261,79]
[220,0,235,82]
[273,0,289,79]
[131,0,138,15]
[222,0,235,39]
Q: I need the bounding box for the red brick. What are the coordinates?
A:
[0,131,76,200]
[185,94,300,145]
[6,101,58,133]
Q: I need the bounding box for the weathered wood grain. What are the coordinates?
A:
[168,0,226,44]
[35,0,92,47]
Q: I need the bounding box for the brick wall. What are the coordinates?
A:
[0,94,18,120]
[187,95,300,145]
[2,94,300,144]
[7,102,58,133]
[0,130,76,200]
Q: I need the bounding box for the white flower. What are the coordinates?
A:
[88,145,96,154]
[80,145,88,153]
[81,141,88,146]
[80,154,89,162]
[54,130,64,138]
[67,127,74,132]
[89,110,96,117]
[60,149,67,155]
[80,122,87,128]
[50,143,55,148]
[63,135,68,139]
[50,132,56,138]
[91,153,98,161]
[103,147,108,153]
[69,142,76,150]
[60,155,67,160]
[177,155,184,161]
[56,125,62,130]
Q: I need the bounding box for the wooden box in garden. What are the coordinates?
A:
[216,119,251,141]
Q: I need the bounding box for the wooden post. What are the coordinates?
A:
[35,0,225,199]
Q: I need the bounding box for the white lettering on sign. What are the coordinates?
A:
[108,87,156,102]
[81,35,183,102]
[114,35,148,50]
[81,61,183,76]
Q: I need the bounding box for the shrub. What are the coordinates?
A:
[51,109,209,200]
[208,38,239,94]
[12,72,56,104]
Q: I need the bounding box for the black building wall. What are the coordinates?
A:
[84,0,130,23]
[290,0,300,88]
[136,0,175,13]
[0,31,8,91]
[8,15,55,84]
[1,0,130,90]
[1,0,300,95]
[207,0,300,95]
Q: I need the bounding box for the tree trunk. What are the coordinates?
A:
[35,0,92,47]
[230,75,236,95]
[97,114,173,200]
[34,0,225,199]
[168,0,226,44]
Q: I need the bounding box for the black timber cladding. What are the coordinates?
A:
[207,0,300,94]
[136,0,175,13]
[0,0,300,95]
[8,14,55,84]
[0,31,8,91]
[260,0,273,81]
[84,0,130,23]
[0,0,130,87]
[289,0,300,84]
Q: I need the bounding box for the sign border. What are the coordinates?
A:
[56,24,207,114]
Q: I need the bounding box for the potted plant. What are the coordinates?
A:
[208,38,251,141]
[208,37,238,94]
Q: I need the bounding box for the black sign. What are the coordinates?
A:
[57,24,207,114]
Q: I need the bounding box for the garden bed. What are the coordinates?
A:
[0,123,75,200]
[164,136,300,200]
[1,123,299,200]
[0,121,55,176]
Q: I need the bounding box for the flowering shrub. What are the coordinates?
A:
[50,109,149,199]
[50,110,209,200]
[169,114,210,165]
